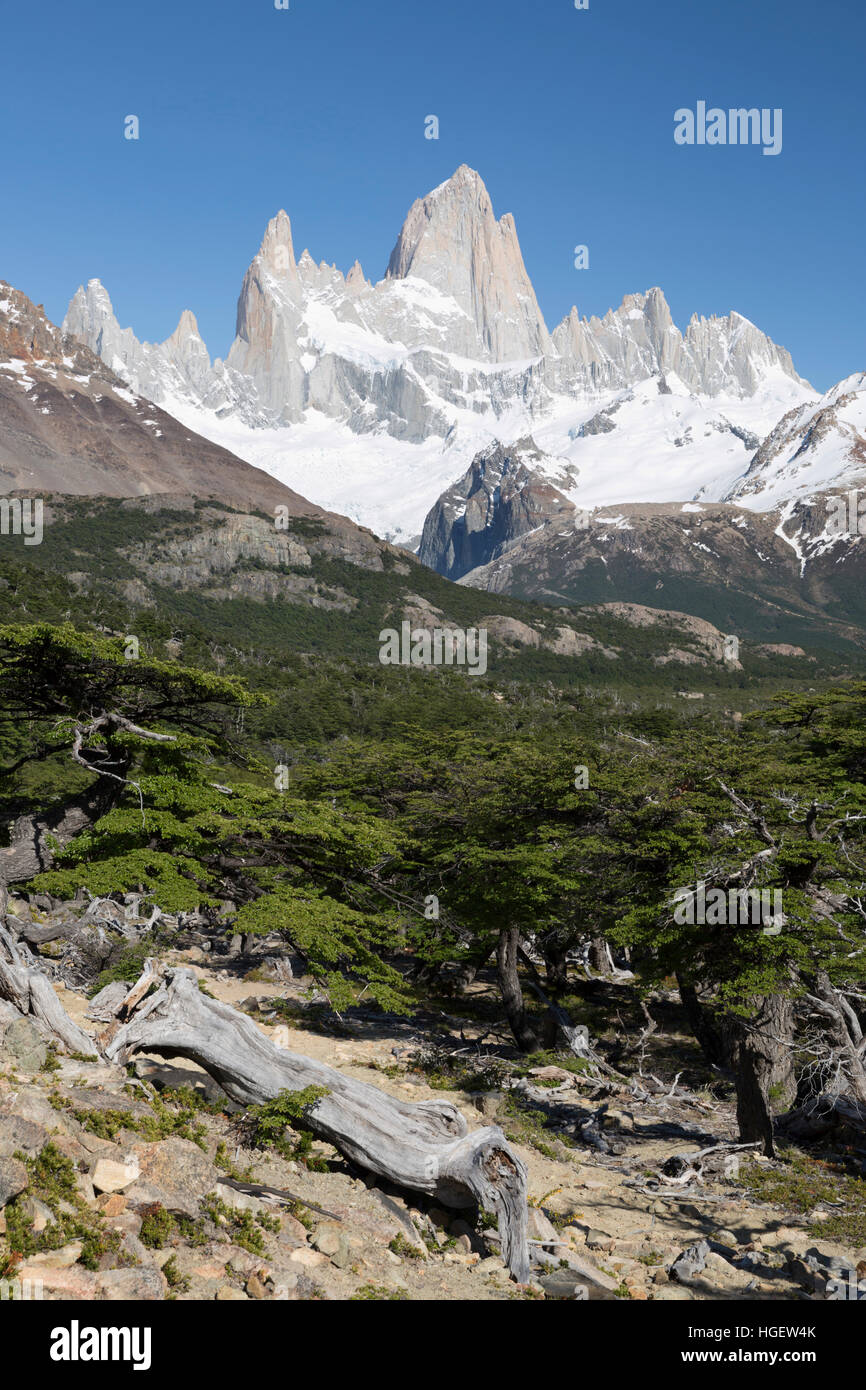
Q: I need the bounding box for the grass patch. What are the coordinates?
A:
[351,1283,409,1300]
[238,1086,330,1170]
[739,1149,866,1247]
[57,1091,209,1149]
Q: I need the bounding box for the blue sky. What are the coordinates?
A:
[2,0,863,391]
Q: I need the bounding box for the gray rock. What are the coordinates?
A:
[96,1267,166,1300]
[527,1207,560,1249]
[0,1116,49,1159]
[586,1229,614,1252]
[671,1239,711,1284]
[125,1180,201,1221]
[539,1268,615,1301]
[1,1017,48,1072]
[0,1156,29,1208]
[536,1249,619,1293]
[469,1092,505,1119]
[131,1136,221,1215]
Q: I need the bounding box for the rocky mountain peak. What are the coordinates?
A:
[64,279,124,360]
[59,170,817,545]
[418,435,575,580]
[2,281,94,372]
[345,259,367,292]
[167,309,203,345]
[384,165,550,361]
[256,209,297,281]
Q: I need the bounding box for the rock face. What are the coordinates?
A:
[419,438,576,580]
[552,292,800,399]
[384,165,550,362]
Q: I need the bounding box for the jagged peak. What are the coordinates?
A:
[69,278,115,313]
[164,309,205,349]
[256,209,296,277]
[426,164,488,200]
[385,166,502,284]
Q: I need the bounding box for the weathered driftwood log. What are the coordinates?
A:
[0,925,100,1058]
[105,968,530,1280]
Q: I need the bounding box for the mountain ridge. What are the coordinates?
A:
[61,166,815,546]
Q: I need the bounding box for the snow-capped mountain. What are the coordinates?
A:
[416,374,866,646]
[723,372,866,510]
[63,166,815,547]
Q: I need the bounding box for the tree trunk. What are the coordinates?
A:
[806,971,866,1105]
[732,993,796,1157]
[0,777,121,896]
[542,944,569,994]
[496,926,541,1051]
[677,976,733,1070]
[587,937,615,978]
[104,967,530,1280]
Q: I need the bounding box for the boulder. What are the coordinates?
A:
[0,1156,29,1208]
[129,1136,220,1215]
[97,1267,167,1300]
[92,1155,141,1194]
[0,1017,48,1072]
[0,1115,49,1159]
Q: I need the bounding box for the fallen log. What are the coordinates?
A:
[778,1092,866,1140]
[0,925,100,1058]
[106,967,530,1281]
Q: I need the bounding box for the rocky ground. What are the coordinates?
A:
[1,895,863,1303]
